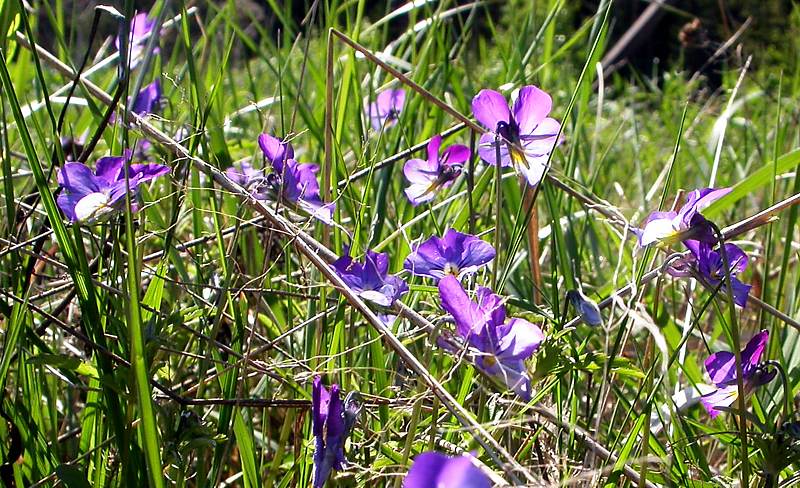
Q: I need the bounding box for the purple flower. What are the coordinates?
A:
[701,330,776,418]
[635,187,731,247]
[403,451,490,488]
[228,134,335,224]
[438,275,544,400]
[403,229,495,281]
[403,135,470,206]
[130,80,162,116]
[365,89,405,132]
[567,289,603,326]
[115,12,159,67]
[670,240,752,307]
[312,377,361,487]
[56,150,170,223]
[471,86,563,186]
[332,249,408,325]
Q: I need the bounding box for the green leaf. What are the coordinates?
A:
[55,465,92,488]
[703,147,800,218]
[28,354,99,379]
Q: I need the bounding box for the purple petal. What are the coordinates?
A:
[57,193,80,222]
[521,117,563,155]
[479,357,532,401]
[700,385,738,419]
[704,351,737,387]
[58,163,101,196]
[404,238,447,279]
[427,135,443,165]
[721,243,749,275]
[312,376,330,437]
[403,158,438,185]
[740,330,769,373]
[731,277,752,308]
[367,90,405,131]
[129,163,170,183]
[471,89,510,131]
[131,80,161,116]
[476,132,512,168]
[94,156,127,185]
[476,286,506,329]
[258,133,294,170]
[512,86,552,135]
[438,275,486,341]
[495,318,544,361]
[403,452,490,488]
[441,144,471,165]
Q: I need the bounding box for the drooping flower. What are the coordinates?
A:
[567,289,603,326]
[56,150,170,223]
[365,89,405,132]
[403,135,470,206]
[403,229,495,281]
[403,451,490,488]
[471,86,563,186]
[115,12,159,68]
[634,187,731,247]
[701,330,776,418]
[332,249,408,324]
[438,275,544,400]
[670,239,752,307]
[312,377,362,488]
[227,134,335,224]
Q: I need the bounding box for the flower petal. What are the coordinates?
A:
[637,212,678,247]
[512,85,552,135]
[438,275,485,341]
[441,144,470,165]
[131,80,161,116]
[700,385,738,419]
[404,452,490,488]
[471,89,510,131]
[403,158,438,185]
[495,318,544,361]
[258,133,294,171]
[58,162,101,196]
[476,132,512,167]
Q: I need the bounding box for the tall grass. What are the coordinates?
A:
[2,0,800,486]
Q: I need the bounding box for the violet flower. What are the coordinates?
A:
[567,289,603,327]
[332,249,408,325]
[115,12,159,68]
[471,86,563,186]
[365,89,405,132]
[635,187,731,247]
[227,134,335,224]
[403,135,470,206]
[670,240,752,307]
[438,275,544,400]
[403,451,490,488]
[701,330,776,418]
[121,80,161,158]
[403,229,495,281]
[312,377,361,487]
[57,150,170,223]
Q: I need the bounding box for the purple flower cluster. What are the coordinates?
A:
[701,330,775,418]
[636,187,753,307]
[227,133,335,224]
[332,249,408,325]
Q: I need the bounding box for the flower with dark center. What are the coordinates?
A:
[471,86,563,186]
[226,134,335,224]
[634,187,731,247]
[403,135,470,206]
[700,330,775,418]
